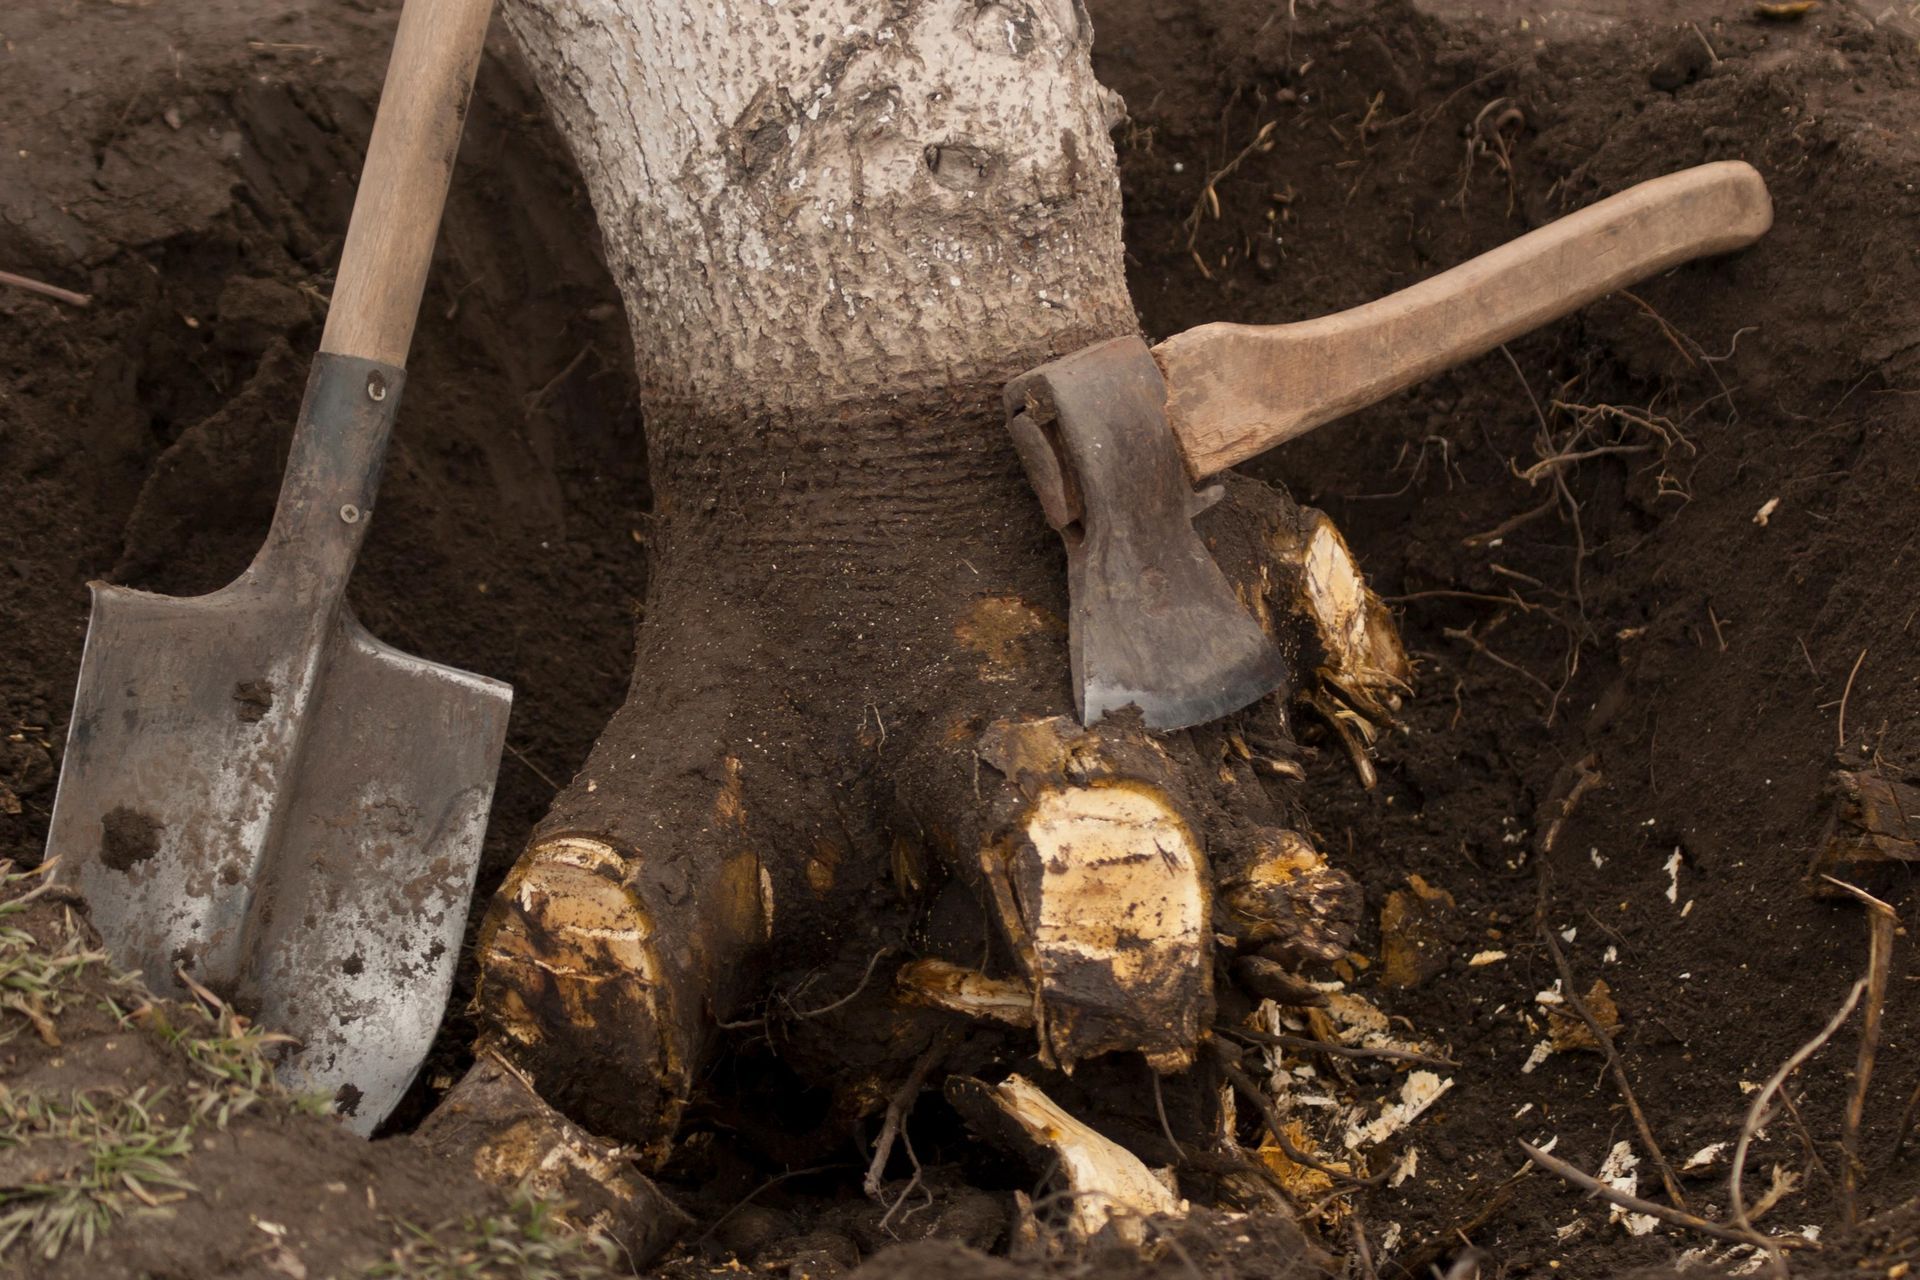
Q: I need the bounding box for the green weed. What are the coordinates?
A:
[0,1085,196,1259]
[362,1192,621,1280]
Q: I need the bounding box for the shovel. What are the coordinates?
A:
[44,0,505,1135]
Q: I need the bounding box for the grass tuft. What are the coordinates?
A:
[0,859,331,1261]
[0,862,122,1048]
[362,1192,622,1280]
[0,1085,196,1259]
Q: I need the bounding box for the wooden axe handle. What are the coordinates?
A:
[1154,161,1773,478]
[319,0,495,369]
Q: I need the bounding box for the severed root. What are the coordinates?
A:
[1216,829,1361,967]
[909,720,1363,1074]
[1204,480,1412,786]
[473,837,688,1164]
[472,825,770,1162]
[1267,510,1413,726]
[897,958,1035,1027]
[1810,770,1919,888]
[420,1052,691,1266]
[948,1074,1182,1246]
[971,716,1211,1072]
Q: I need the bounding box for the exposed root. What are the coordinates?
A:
[720,946,894,1031]
[863,1028,961,1205]
[0,268,91,308]
[1443,624,1555,704]
[1824,877,1896,1225]
[1534,753,1602,861]
[1838,646,1870,752]
[1216,1023,1456,1070]
[1216,1044,1384,1191]
[1182,119,1280,274]
[1731,977,1866,1250]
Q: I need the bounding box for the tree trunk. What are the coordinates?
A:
[467,0,1408,1172]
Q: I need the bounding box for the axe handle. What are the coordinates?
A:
[1155,161,1773,478]
[319,0,496,370]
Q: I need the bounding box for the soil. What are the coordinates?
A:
[4,0,1920,1277]
[1101,2,1920,1274]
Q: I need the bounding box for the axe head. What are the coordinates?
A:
[1004,336,1289,731]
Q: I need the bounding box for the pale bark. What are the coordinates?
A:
[500,0,1133,419]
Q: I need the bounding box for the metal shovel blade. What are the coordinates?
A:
[45,355,511,1134]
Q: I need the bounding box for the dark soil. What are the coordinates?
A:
[1101,0,1920,1274]
[4,0,1920,1276]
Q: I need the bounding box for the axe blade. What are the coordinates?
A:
[1005,337,1289,731]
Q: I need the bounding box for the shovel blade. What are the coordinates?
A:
[47,578,509,1133]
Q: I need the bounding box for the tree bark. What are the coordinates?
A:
[498,0,1133,418]
[469,0,1409,1169]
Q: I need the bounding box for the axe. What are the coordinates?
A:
[1004,161,1772,730]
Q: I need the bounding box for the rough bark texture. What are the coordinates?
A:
[472,0,1401,1164]
[498,0,1134,418]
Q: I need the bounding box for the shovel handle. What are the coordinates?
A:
[318,0,495,369]
[1155,161,1773,478]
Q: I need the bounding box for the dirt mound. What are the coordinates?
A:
[4,0,1919,1276]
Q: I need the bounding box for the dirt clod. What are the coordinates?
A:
[97,806,162,872]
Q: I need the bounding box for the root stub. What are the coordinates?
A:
[473,832,768,1159]
[948,1073,1183,1247]
[973,717,1212,1072]
[421,1053,691,1265]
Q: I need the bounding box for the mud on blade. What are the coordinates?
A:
[44,355,511,1134]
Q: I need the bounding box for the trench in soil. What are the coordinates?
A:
[3,0,1919,1275]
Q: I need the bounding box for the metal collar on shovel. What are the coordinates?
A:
[45,0,505,1135]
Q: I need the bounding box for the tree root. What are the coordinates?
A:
[421,1051,691,1265]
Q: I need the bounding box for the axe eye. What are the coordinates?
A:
[1006,410,1083,533]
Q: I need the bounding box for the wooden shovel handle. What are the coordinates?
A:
[1154,161,1773,478]
[318,0,495,368]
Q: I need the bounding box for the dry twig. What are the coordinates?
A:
[1823,876,1896,1225]
[1537,873,1688,1211]
[1519,1142,1784,1249]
